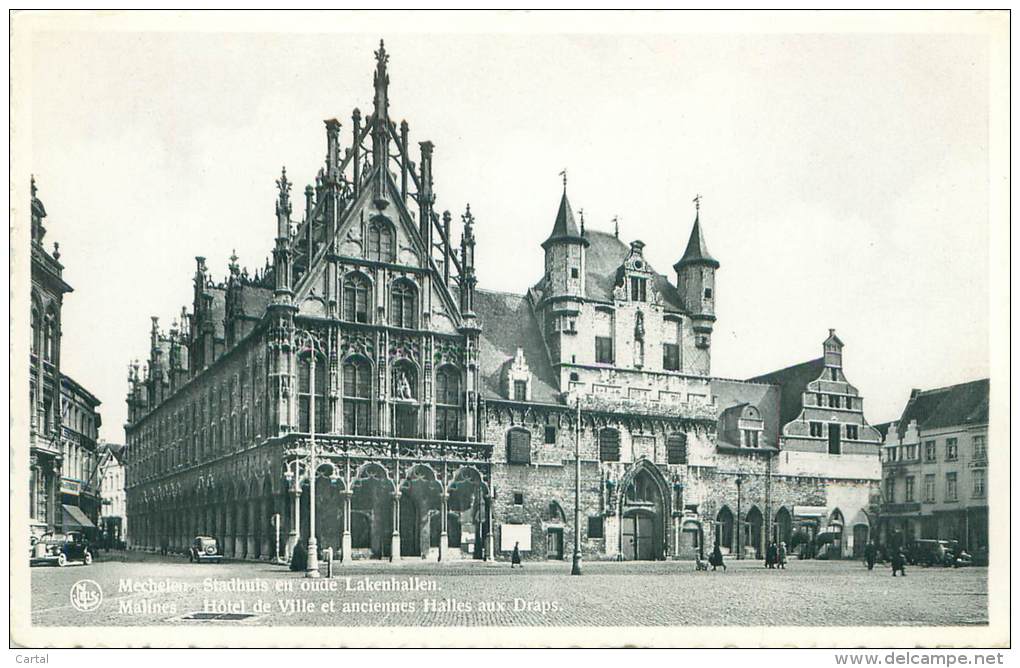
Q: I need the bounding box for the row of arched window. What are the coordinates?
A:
[342,273,418,329]
[504,427,688,465]
[30,302,58,362]
[295,354,464,439]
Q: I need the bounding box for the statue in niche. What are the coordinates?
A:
[634,310,646,368]
[396,370,414,400]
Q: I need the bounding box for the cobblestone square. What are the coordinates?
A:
[31,552,988,628]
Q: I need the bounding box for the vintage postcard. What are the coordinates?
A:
[9,9,1010,649]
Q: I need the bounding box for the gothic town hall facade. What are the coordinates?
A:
[124,44,883,564]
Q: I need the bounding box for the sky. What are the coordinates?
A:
[19,15,998,443]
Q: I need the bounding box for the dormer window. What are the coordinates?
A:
[630,276,647,302]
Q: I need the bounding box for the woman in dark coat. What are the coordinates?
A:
[766,542,778,569]
[511,541,523,568]
[709,543,726,571]
[891,547,907,577]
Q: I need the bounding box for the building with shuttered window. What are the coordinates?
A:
[124,43,882,564]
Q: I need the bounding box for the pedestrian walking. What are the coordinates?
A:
[864,541,877,571]
[709,543,726,571]
[511,541,523,569]
[765,542,778,569]
[891,547,907,577]
[160,536,168,556]
[778,541,787,569]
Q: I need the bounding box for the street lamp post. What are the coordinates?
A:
[571,396,582,576]
[736,476,744,560]
[296,329,323,579]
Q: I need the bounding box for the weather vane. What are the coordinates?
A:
[693,193,702,212]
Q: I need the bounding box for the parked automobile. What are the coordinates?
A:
[30,531,93,567]
[907,539,954,567]
[188,536,222,563]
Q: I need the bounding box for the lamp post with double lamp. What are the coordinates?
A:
[571,395,582,576]
[295,329,324,578]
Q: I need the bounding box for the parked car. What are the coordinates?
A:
[30,531,93,567]
[907,539,954,567]
[188,536,222,563]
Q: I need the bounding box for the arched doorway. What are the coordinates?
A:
[619,463,668,560]
[829,509,845,558]
[853,524,870,558]
[746,506,764,559]
[774,507,793,546]
[350,463,395,559]
[399,465,442,558]
[447,467,489,560]
[716,506,735,554]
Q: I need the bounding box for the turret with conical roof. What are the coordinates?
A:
[675,203,719,360]
[541,186,589,306]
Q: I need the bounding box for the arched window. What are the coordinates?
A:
[43,309,56,362]
[297,350,328,434]
[506,428,532,465]
[599,428,621,462]
[367,220,395,262]
[342,356,372,435]
[31,305,40,356]
[342,273,371,324]
[435,366,462,440]
[390,279,417,329]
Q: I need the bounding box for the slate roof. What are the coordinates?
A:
[895,379,989,439]
[746,357,826,429]
[872,421,894,440]
[541,192,588,249]
[240,285,272,319]
[711,378,782,448]
[583,230,685,311]
[102,442,127,466]
[473,288,561,404]
[673,214,719,270]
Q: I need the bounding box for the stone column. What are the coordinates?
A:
[484,494,494,562]
[259,497,270,559]
[439,493,449,562]
[673,515,681,560]
[286,489,301,561]
[341,490,353,563]
[246,500,257,558]
[390,492,401,562]
[234,502,245,558]
[224,505,234,558]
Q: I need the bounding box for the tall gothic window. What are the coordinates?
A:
[343,273,371,324]
[298,351,328,433]
[31,305,40,356]
[43,309,56,362]
[390,279,417,329]
[367,220,395,262]
[342,356,372,435]
[435,365,462,440]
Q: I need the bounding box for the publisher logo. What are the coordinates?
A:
[70,580,103,612]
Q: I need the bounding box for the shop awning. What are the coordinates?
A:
[62,504,95,529]
[793,505,827,518]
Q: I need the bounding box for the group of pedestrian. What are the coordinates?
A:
[764,541,787,569]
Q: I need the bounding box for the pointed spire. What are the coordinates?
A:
[373,39,390,123]
[674,196,719,270]
[228,249,240,276]
[542,187,589,250]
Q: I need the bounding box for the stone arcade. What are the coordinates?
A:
[125,43,883,564]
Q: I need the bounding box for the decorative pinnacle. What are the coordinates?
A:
[461,203,475,228]
[30,174,37,199]
[375,39,388,68]
[578,208,585,236]
[276,166,292,212]
[613,215,619,238]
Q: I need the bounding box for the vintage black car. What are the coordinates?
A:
[188,536,223,563]
[907,539,954,567]
[30,531,93,567]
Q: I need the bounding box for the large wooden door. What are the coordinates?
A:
[622,513,656,560]
[545,529,563,560]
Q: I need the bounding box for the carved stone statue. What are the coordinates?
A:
[396,370,414,400]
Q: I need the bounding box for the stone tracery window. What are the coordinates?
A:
[342,356,372,435]
[298,350,328,434]
[390,278,417,329]
[367,220,395,262]
[343,272,371,324]
[435,365,462,440]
